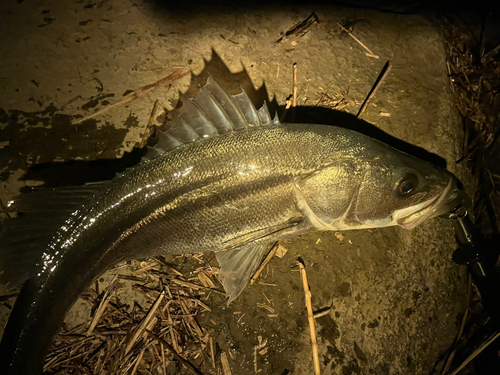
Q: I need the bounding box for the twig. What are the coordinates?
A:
[256,303,275,313]
[357,61,392,118]
[292,63,298,108]
[237,313,246,324]
[125,291,165,355]
[313,308,332,319]
[254,345,258,373]
[146,330,205,375]
[87,274,118,335]
[336,22,379,58]
[45,256,209,373]
[140,99,159,148]
[72,67,189,124]
[298,259,321,375]
[279,98,293,122]
[258,282,277,286]
[276,12,319,43]
[291,63,298,122]
[130,348,146,375]
[441,274,471,374]
[251,243,278,285]
[449,331,500,375]
[210,336,216,369]
[253,336,267,373]
[172,279,225,295]
[221,351,233,375]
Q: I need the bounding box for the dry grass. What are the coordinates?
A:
[443,21,500,231]
[436,18,500,374]
[43,256,226,375]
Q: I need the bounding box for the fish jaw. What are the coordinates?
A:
[394,178,459,229]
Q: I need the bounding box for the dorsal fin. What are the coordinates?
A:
[231,88,261,126]
[177,93,219,136]
[167,115,200,143]
[145,74,280,159]
[156,130,182,150]
[258,101,272,126]
[193,86,234,133]
[204,74,248,130]
[272,111,280,125]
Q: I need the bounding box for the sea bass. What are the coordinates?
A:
[0,75,461,374]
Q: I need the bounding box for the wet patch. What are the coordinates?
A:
[80,93,115,111]
[338,281,351,297]
[354,342,367,363]
[0,104,130,186]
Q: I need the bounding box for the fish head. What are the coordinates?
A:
[296,143,464,231]
[359,150,463,229]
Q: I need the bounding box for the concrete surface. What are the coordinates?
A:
[0,1,469,374]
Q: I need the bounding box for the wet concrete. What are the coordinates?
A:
[0,2,470,374]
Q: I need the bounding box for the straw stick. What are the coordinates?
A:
[279,98,293,122]
[221,351,233,375]
[146,330,204,375]
[125,291,165,355]
[210,335,216,368]
[87,274,118,335]
[449,331,500,375]
[140,99,160,148]
[336,22,378,58]
[292,63,298,108]
[130,348,145,375]
[298,260,321,375]
[357,61,392,119]
[251,243,278,285]
[73,67,188,124]
[442,275,471,374]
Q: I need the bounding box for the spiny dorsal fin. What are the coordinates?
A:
[204,73,248,130]
[193,85,234,133]
[167,115,200,144]
[231,88,261,126]
[272,111,280,125]
[258,101,272,126]
[145,74,280,160]
[177,93,219,136]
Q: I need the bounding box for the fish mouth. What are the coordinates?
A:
[396,178,461,230]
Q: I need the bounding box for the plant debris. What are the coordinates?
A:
[315,88,355,111]
[275,12,319,44]
[43,256,231,375]
[336,21,379,59]
[435,17,500,375]
[443,21,500,233]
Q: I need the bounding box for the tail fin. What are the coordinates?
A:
[0,183,106,285]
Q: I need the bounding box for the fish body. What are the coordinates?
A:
[0,77,461,374]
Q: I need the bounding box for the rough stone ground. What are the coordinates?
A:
[0,1,469,374]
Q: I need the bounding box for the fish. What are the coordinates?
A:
[0,74,463,374]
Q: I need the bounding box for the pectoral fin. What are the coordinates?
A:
[216,216,309,303]
[215,243,270,304]
[223,215,303,251]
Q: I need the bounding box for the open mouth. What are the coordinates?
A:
[396,178,459,229]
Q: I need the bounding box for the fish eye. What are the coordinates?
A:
[397,174,418,197]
